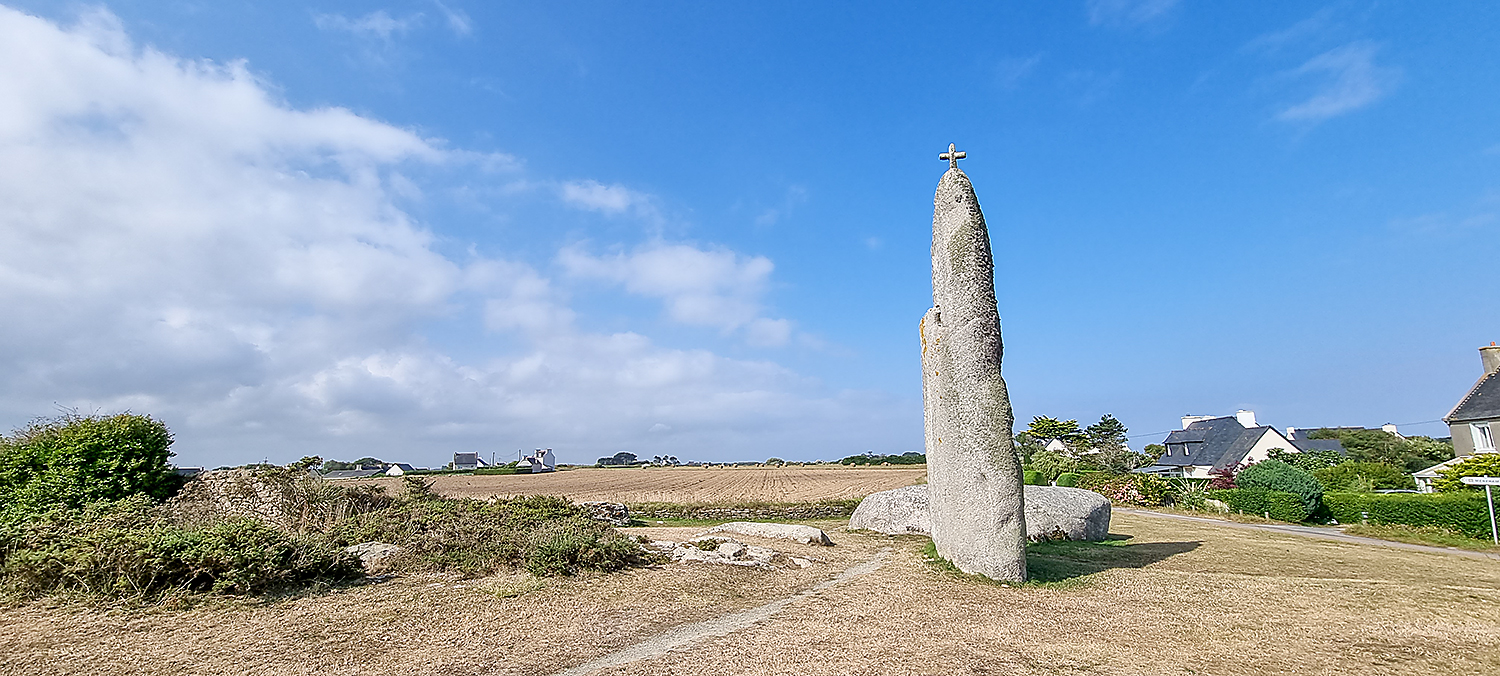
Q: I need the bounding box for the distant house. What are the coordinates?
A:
[384,463,417,476]
[1284,428,1349,455]
[520,448,557,473]
[1445,343,1500,458]
[452,452,488,471]
[1141,410,1303,479]
[322,469,383,480]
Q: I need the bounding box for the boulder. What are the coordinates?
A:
[345,541,403,574]
[850,484,1111,542]
[580,501,631,526]
[646,537,780,567]
[701,522,834,546]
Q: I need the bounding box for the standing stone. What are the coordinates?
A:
[920,144,1027,581]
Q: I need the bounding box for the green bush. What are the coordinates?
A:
[1076,473,1172,506]
[1023,470,1045,486]
[0,413,179,515]
[326,495,650,577]
[1434,453,1500,492]
[1313,462,1415,492]
[0,496,360,600]
[1054,473,1078,487]
[1211,488,1310,522]
[1029,450,1079,483]
[1234,461,1322,515]
[1323,492,1493,538]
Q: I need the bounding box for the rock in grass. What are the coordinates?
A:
[702,522,834,546]
[850,484,1111,542]
[345,541,403,574]
[580,501,630,526]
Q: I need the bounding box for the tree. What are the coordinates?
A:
[1143,444,1166,462]
[1013,432,1045,465]
[1026,416,1083,444]
[1434,453,1500,492]
[1267,447,1345,472]
[1306,429,1454,471]
[1029,450,1078,483]
[0,413,178,512]
[1312,462,1414,492]
[1083,414,1129,453]
[1234,460,1322,515]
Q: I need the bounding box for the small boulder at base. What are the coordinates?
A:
[849,484,1111,542]
[702,522,834,546]
[345,541,403,574]
[580,501,631,526]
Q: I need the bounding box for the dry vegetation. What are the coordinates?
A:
[362,466,929,504]
[4,511,1498,675]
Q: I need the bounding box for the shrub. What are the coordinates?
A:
[1323,492,1493,538]
[1434,453,1500,492]
[1211,488,1310,522]
[0,496,360,600]
[1267,447,1346,472]
[325,495,650,577]
[1076,473,1172,506]
[1234,461,1322,515]
[1313,462,1415,492]
[0,413,179,515]
[1054,473,1078,488]
[1029,450,1078,483]
[1023,471,1045,486]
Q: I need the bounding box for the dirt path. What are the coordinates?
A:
[1116,507,1500,561]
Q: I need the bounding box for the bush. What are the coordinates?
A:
[1267,447,1346,472]
[0,496,360,600]
[1076,473,1172,506]
[0,413,179,515]
[1313,462,1415,492]
[325,495,650,577]
[1434,453,1500,492]
[1234,461,1322,515]
[1029,450,1078,483]
[1211,488,1310,522]
[1054,473,1078,487]
[1023,470,1045,486]
[1323,492,1494,538]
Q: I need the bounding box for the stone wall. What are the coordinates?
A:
[628,500,860,521]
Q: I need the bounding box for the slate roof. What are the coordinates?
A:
[322,469,382,480]
[1155,416,1278,471]
[1284,428,1348,455]
[1447,371,1500,423]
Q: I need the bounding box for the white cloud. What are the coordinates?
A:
[559,244,793,345]
[0,7,904,465]
[1086,0,1179,28]
[558,179,652,215]
[431,1,473,36]
[1276,42,1398,122]
[314,10,421,41]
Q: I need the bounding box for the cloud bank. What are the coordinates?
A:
[0,7,912,467]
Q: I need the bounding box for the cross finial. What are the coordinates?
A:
[939,143,966,170]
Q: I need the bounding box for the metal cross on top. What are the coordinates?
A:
[939,143,966,169]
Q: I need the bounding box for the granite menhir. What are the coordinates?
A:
[919,144,1027,581]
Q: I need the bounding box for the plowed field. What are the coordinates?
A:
[364,466,926,503]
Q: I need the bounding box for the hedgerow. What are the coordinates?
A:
[1322,492,1493,538]
[1076,473,1172,506]
[1233,461,1322,514]
[1210,488,1310,522]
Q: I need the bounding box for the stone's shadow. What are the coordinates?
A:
[1026,535,1200,583]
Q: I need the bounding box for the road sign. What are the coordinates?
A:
[1460,476,1500,486]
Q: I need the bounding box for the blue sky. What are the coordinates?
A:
[1,1,1496,466]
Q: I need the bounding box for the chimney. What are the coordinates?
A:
[1381,423,1400,436]
[1235,410,1257,428]
[1482,343,1500,376]
[1286,426,1298,440]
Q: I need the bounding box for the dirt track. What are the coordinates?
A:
[363,466,928,503]
[5,510,1498,675]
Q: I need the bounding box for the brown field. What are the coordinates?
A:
[364,465,928,503]
[4,510,1498,675]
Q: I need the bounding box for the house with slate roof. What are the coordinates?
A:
[1141,410,1303,479]
[1443,343,1500,458]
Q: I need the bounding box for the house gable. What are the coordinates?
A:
[1447,371,1500,424]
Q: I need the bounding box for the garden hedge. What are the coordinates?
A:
[1054,473,1078,488]
[1323,492,1494,539]
[1210,488,1310,522]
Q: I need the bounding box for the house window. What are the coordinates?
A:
[1473,423,1496,452]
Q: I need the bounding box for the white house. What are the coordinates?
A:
[1141,410,1302,479]
[383,463,417,477]
[520,448,556,473]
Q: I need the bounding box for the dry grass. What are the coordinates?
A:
[4,511,1498,675]
[361,466,928,504]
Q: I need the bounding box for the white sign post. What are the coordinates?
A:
[1460,476,1500,544]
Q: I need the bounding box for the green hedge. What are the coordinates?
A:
[1054,473,1078,487]
[1323,492,1494,539]
[474,467,524,475]
[1023,470,1045,486]
[1210,488,1310,522]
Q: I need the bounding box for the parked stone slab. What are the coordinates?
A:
[701,522,835,546]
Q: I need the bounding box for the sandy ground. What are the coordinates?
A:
[4,510,1497,676]
[360,466,929,503]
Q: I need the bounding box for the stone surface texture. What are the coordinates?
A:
[645,537,794,568]
[344,541,403,574]
[850,484,1111,542]
[920,161,1028,580]
[702,522,835,546]
[580,501,631,526]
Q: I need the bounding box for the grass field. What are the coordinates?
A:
[362,465,928,504]
[4,510,1496,675]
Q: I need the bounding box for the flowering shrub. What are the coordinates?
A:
[1076,473,1172,506]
